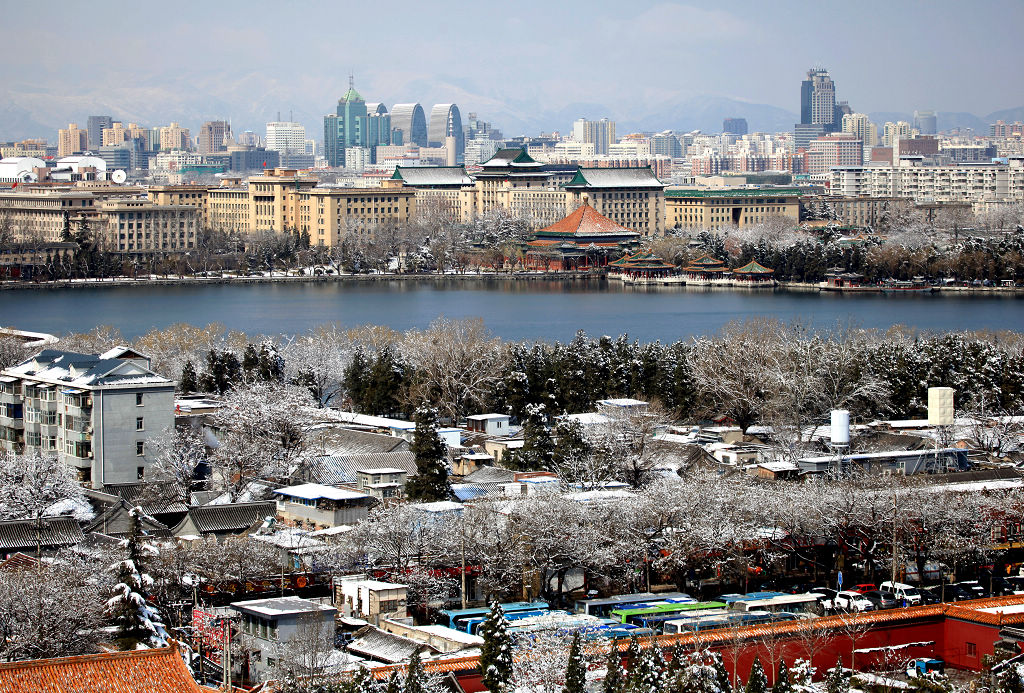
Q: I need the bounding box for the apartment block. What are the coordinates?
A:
[829,158,1024,207]
[0,347,175,488]
[665,188,801,231]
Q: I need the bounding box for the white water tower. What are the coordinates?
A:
[830,409,851,447]
[927,387,955,426]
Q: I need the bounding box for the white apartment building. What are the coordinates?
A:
[828,157,1024,208]
[265,121,307,155]
[0,347,175,488]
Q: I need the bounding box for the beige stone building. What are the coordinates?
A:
[0,140,48,158]
[206,186,251,234]
[58,124,89,157]
[157,122,191,151]
[298,186,415,246]
[564,167,666,237]
[97,199,199,253]
[147,185,211,227]
[101,122,149,148]
[665,188,801,231]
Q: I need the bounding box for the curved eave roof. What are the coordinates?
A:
[733,260,775,274]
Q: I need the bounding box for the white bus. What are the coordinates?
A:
[729,593,821,615]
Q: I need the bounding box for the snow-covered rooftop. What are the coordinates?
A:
[3,348,172,390]
[273,483,369,501]
[231,595,336,617]
[597,398,648,408]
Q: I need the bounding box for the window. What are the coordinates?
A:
[966,642,977,657]
[135,393,145,406]
[136,417,144,431]
[137,466,145,480]
[136,441,145,456]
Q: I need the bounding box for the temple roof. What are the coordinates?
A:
[391,166,473,187]
[683,254,729,272]
[616,251,676,270]
[479,148,542,168]
[533,203,641,239]
[733,259,775,274]
[564,166,665,189]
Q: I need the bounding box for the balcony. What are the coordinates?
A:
[0,415,24,430]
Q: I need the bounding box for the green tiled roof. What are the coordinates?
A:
[665,188,803,198]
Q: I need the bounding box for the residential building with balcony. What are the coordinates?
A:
[0,347,175,488]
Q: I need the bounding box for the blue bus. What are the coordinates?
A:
[440,601,549,632]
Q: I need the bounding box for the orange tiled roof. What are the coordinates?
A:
[533,203,641,238]
[0,642,215,693]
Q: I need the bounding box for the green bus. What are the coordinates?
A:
[609,601,728,625]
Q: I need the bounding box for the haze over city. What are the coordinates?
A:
[3,0,1024,139]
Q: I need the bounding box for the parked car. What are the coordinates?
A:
[850,583,877,594]
[834,590,875,612]
[880,581,924,606]
[917,588,942,605]
[957,581,988,599]
[810,588,839,612]
[989,577,1023,596]
[862,590,900,610]
[924,584,972,602]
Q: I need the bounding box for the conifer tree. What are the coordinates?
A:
[825,658,848,693]
[385,672,401,693]
[564,632,586,693]
[712,653,732,693]
[406,406,451,502]
[998,665,1024,693]
[405,649,426,693]
[242,343,261,382]
[180,360,198,393]
[343,348,370,411]
[107,508,168,649]
[745,658,767,693]
[772,661,792,693]
[350,666,375,693]
[479,602,513,693]
[604,640,625,693]
[628,645,663,693]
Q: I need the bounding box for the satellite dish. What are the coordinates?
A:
[111,170,127,184]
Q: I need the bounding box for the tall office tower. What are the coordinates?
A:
[58,123,89,156]
[86,115,112,150]
[723,118,748,135]
[651,131,682,157]
[842,112,877,158]
[390,103,428,147]
[572,117,616,155]
[428,104,465,159]
[883,121,912,148]
[800,68,837,131]
[266,121,307,154]
[198,120,231,154]
[914,110,937,135]
[365,103,392,148]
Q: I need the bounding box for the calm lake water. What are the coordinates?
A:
[1,278,1022,342]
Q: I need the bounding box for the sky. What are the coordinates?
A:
[2,0,1022,139]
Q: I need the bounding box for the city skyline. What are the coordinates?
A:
[2,0,1023,140]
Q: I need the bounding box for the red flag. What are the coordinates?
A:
[11,182,17,188]
[262,161,267,168]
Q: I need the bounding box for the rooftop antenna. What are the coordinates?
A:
[277,110,281,122]
[349,73,355,90]
[290,109,293,123]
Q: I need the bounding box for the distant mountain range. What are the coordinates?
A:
[2,78,1020,143]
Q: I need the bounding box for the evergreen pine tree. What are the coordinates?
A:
[479,602,513,693]
[365,346,406,415]
[242,343,260,382]
[626,636,643,675]
[604,640,625,693]
[108,508,168,649]
[343,348,370,411]
[772,661,792,693]
[712,653,732,693]
[404,649,426,693]
[745,658,767,693]
[628,646,663,693]
[258,343,285,382]
[350,666,375,693]
[385,672,401,693]
[998,665,1024,693]
[406,406,451,502]
[824,658,848,693]
[180,360,198,393]
[564,632,586,693]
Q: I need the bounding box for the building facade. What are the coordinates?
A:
[665,188,801,231]
[0,347,175,488]
[572,118,616,156]
[428,104,464,159]
[828,158,1024,207]
[58,124,89,157]
[563,166,665,236]
[390,103,428,147]
[98,199,200,254]
[197,121,231,155]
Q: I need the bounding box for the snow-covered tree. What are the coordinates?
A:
[745,658,768,693]
[106,508,168,649]
[772,661,793,693]
[824,659,848,693]
[605,641,626,693]
[405,406,451,502]
[0,450,88,526]
[480,602,513,693]
[285,324,353,407]
[138,427,206,509]
[563,632,586,693]
[405,649,427,693]
[628,643,664,693]
[180,359,199,393]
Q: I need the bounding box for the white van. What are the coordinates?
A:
[880,581,922,605]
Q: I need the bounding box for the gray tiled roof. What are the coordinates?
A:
[393,166,473,187]
[304,452,417,486]
[463,465,516,484]
[3,348,172,388]
[0,516,84,552]
[564,167,665,189]
[175,501,277,535]
[322,428,411,455]
[347,626,438,663]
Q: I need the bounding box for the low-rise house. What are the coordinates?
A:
[231,595,337,682]
[335,576,408,626]
[482,437,524,463]
[382,620,483,654]
[466,414,511,436]
[171,501,277,539]
[453,452,494,476]
[0,516,84,558]
[272,483,372,528]
[302,452,416,487]
[356,468,408,500]
[346,624,439,664]
[797,447,971,476]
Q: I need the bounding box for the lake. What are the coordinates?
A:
[1,278,1022,342]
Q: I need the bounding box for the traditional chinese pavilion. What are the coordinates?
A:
[525,201,640,270]
[608,251,681,284]
[732,259,777,285]
[681,254,729,282]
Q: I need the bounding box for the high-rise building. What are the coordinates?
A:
[390,103,428,148]
[793,123,826,152]
[842,113,877,159]
[807,133,862,175]
[428,104,464,160]
[58,123,89,157]
[158,122,191,151]
[102,122,149,149]
[323,78,372,167]
[198,120,231,154]
[86,115,112,151]
[650,132,682,158]
[723,118,748,135]
[266,121,307,154]
[365,103,392,149]
[883,121,913,148]
[914,110,937,135]
[572,118,616,155]
[800,68,837,131]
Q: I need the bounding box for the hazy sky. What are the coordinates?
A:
[2,0,1022,136]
